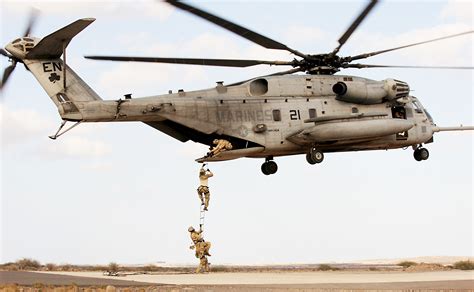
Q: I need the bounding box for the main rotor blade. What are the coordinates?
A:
[264,67,304,76]
[349,30,474,61]
[23,9,39,37]
[228,67,304,86]
[85,55,294,67]
[345,63,474,70]
[0,48,10,57]
[165,0,308,59]
[331,0,378,55]
[1,62,17,90]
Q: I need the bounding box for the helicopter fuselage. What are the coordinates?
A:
[55,73,435,162]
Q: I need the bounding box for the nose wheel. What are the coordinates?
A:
[306,147,324,165]
[413,146,429,161]
[261,157,278,175]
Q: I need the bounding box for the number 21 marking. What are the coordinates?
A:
[290,109,301,120]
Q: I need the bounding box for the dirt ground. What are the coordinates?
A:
[42,270,473,285]
[0,270,474,292]
[3,270,473,291]
[2,281,474,292]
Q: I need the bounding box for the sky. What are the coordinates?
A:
[0,0,472,266]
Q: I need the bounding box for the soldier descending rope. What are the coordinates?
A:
[189,163,216,273]
[197,164,213,211]
[188,226,211,273]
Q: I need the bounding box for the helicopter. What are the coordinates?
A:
[1,0,472,175]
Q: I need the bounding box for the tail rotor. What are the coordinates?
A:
[1,9,39,91]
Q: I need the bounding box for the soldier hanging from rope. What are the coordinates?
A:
[188,226,211,273]
[196,254,210,273]
[197,164,213,211]
[188,226,211,257]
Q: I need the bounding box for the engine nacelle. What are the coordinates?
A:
[333,79,409,104]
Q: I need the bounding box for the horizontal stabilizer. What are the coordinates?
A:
[26,18,95,59]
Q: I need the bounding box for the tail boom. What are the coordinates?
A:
[5,18,102,121]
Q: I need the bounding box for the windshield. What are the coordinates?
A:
[424,109,434,123]
[411,97,434,123]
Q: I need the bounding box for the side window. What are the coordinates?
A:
[272,109,281,121]
[308,108,317,119]
[392,107,406,119]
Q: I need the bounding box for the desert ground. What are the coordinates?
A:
[36,270,474,285]
[2,269,473,291]
[2,257,473,291]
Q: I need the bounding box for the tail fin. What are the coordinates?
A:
[23,18,101,121]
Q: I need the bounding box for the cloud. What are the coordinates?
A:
[97,61,210,97]
[0,104,110,159]
[283,25,327,48]
[39,135,110,158]
[0,104,54,146]
[96,31,297,96]
[440,0,473,24]
[95,33,239,96]
[347,23,473,66]
[345,2,472,67]
[2,1,174,20]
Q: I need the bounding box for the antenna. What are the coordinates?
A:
[62,40,67,92]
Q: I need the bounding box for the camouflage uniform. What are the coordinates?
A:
[188,226,211,273]
[197,166,213,211]
[188,226,211,258]
[189,226,203,244]
[196,255,210,273]
[195,241,211,258]
[208,139,233,157]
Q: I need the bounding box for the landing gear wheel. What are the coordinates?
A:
[413,149,422,161]
[419,148,429,160]
[306,148,324,165]
[261,160,278,175]
[413,147,429,161]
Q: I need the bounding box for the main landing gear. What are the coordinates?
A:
[261,157,278,175]
[413,145,429,161]
[306,147,324,165]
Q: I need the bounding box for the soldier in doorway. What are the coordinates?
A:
[207,139,233,157]
[197,165,213,211]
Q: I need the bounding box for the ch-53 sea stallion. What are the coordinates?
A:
[1,0,473,175]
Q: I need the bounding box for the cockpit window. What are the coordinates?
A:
[12,38,21,44]
[412,100,423,113]
[23,37,34,42]
[424,109,434,122]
